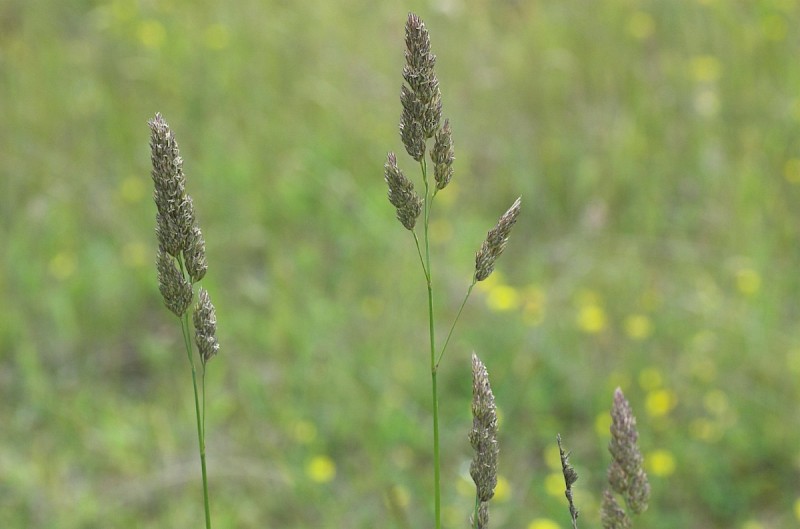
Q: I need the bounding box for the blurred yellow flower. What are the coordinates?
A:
[487,284,521,312]
[204,23,230,50]
[522,285,546,326]
[577,304,607,333]
[456,473,473,497]
[360,295,384,319]
[49,251,77,280]
[694,88,720,117]
[544,472,564,498]
[306,455,336,483]
[122,242,148,268]
[690,418,723,443]
[690,55,722,83]
[494,475,511,502]
[787,348,800,374]
[291,420,317,444]
[476,271,502,295]
[528,518,561,529]
[119,176,145,203]
[435,180,458,207]
[761,14,787,41]
[544,443,562,470]
[646,449,676,477]
[627,12,655,40]
[385,484,410,509]
[794,497,800,521]
[638,367,662,391]
[624,314,653,340]
[689,355,717,383]
[784,158,800,184]
[429,218,453,244]
[645,388,677,418]
[595,412,612,437]
[703,389,729,416]
[735,267,761,296]
[138,19,166,49]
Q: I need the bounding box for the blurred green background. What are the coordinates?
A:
[2,0,800,527]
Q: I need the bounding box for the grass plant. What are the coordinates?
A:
[3,2,799,528]
[384,13,521,529]
[149,113,220,529]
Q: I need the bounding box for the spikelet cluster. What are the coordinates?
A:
[469,353,499,528]
[149,113,219,365]
[557,434,580,529]
[385,13,455,231]
[474,197,522,282]
[384,152,423,230]
[601,388,650,529]
[400,13,442,161]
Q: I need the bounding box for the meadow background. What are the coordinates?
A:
[2,0,800,528]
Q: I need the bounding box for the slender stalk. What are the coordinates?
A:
[417,157,442,529]
[436,282,476,368]
[181,314,212,529]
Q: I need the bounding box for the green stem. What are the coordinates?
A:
[419,158,442,529]
[472,494,480,529]
[436,281,476,368]
[181,309,212,529]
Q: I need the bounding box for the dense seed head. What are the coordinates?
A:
[557,434,580,528]
[157,246,192,316]
[431,118,454,191]
[149,114,207,270]
[193,288,219,364]
[608,388,650,514]
[470,501,489,529]
[150,113,190,255]
[399,13,442,160]
[475,197,522,281]
[601,489,632,529]
[469,353,499,503]
[384,152,423,230]
[184,225,208,282]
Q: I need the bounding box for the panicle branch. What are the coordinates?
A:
[601,388,650,529]
[469,353,499,528]
[475,197,522,282]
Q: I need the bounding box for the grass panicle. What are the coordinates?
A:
[194,287,219,365]
[148,112,218,529]
[400,12,442,160]
[384,151,423,230]
[431,118,454,192]
[474,197,522,282]
[557,434,580,529]
[469,352,499,528]
[156,245,193,317]
[385,13,521,529]
[601,388,650,529]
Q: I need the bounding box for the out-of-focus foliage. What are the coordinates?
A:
[1,0,799,527]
